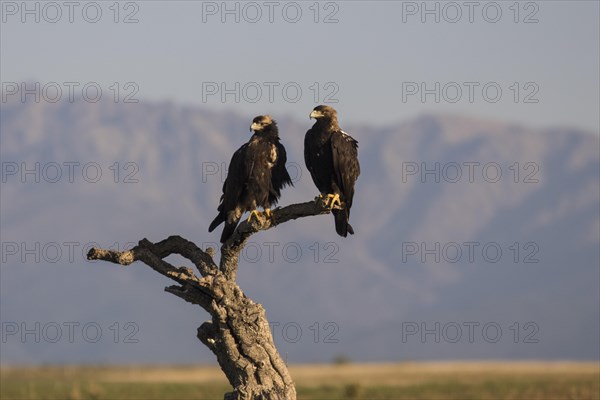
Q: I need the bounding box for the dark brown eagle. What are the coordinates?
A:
[209,115,293,243]
[305,105,360,237]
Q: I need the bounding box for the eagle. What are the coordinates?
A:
[305,105,360,237]
[209,115,293,243]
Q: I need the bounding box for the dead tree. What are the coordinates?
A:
[87,199,334,400]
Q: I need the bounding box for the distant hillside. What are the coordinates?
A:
[1,99,598,364]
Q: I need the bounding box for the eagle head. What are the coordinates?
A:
[250,115,276,133]
[310,105,337,120]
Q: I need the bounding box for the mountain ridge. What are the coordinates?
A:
[1,99,598,364]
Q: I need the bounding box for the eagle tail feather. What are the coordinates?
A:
[220,217,240,243]
[208,213,225,233]
[333,209,354,237]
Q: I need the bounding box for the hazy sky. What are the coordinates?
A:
[1,0,599,131]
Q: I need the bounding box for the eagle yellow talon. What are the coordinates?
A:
[264,208,272,219]
[324,193,341,209]
[247,210,261,222]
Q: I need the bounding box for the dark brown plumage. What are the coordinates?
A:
[305,105,360,237]
[209,116,293,243]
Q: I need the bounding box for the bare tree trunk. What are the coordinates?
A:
[87,199,333,399]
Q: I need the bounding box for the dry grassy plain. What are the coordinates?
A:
[1,361,598,399]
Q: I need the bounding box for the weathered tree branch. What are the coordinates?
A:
[86,198,334,400]
[220,198,333,280]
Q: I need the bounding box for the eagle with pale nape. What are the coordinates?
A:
[305,105,360,237]
[209,115,293,243]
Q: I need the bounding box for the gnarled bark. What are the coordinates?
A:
[87,199,333,399]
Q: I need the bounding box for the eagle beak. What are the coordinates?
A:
[310,110,319,119]
[250,122,260,131]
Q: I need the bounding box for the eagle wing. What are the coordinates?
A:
[226,144,251,209]
[270,141,293,204]
[331,130,360,212]
[208,143,249,233]
[304,129,320,190]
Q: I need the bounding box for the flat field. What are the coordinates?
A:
[1,361,598,399]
